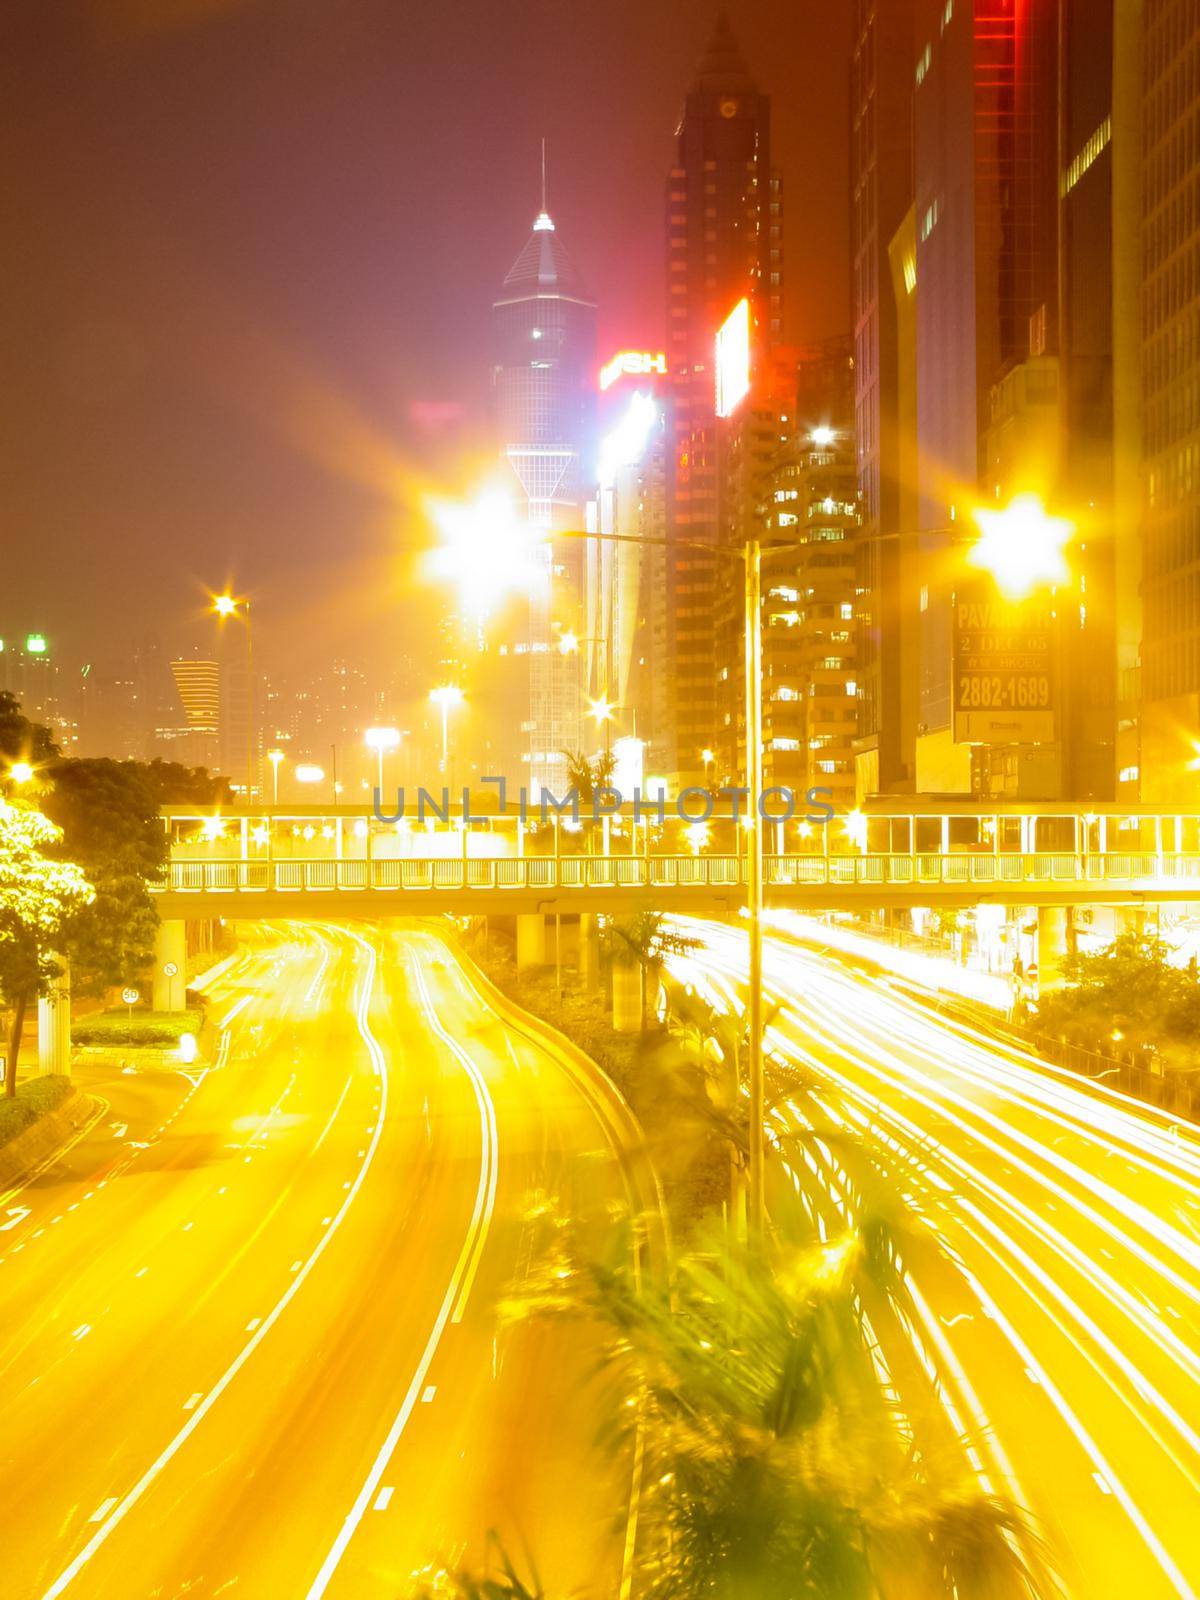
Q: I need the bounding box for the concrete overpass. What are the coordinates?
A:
[142,799,1200,1004]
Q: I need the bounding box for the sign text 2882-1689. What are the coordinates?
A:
[953,591,1056,744]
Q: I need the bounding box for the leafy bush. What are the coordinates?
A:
[1034,934,1200,1070]
[0,1074,73,1148]
[72,1006,204,1047]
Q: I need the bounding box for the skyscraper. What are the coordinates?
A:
[491,186,596,791]
[1137,0,1200,801]
[911,0,1064,796]
[850,0,917,797]
[661,15,781,787]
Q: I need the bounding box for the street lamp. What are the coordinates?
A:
[211,590,256,801]
[429,686,464,776]
[295,763,325,786]
[364,726,402,793]
[968,494,1073,600]
[267,748,284,805]
[8,761,34,785]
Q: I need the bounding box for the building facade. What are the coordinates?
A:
[851,0,917,797]
[1138,0,1200,801]
[491,202,596,792]
[661,15,781,788]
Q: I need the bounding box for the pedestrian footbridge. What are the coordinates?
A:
[152,801,1200,918]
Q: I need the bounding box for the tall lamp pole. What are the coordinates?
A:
[744,537,766,1238]
[213,593,255,801]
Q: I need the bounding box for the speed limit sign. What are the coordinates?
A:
[121,987,140,1006]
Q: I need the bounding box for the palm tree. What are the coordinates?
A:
[601,912,701,1031]
[500,1219,1041,1600]
[562,749,617,857]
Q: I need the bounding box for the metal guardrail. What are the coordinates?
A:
[154,852,1200,895]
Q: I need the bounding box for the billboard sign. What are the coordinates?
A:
[953,583,1056,744]
[599,350,667,391]
[715,299,751,417]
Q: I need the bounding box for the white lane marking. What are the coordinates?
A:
[39,932,387,1600]
[182,1393,203,1411]
[421,1386,436,1404]
[304,941,499,1600]
[134,1268,147,1279]
[219,995,253,1030]
[0,1207,30,1232]
[372,1488,394,1512]
[245,1318,261,1332]
[88,1500,118,1524]
[1094,1473,1114,1495]
[71,1325,90,1341]
[409,959,499,1324]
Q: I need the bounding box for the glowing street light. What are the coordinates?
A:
[8,761,34,785]
[295,763,325,785]
[429,686,464,775]
[558,630,580,655]
[267,748,284,805]
[701,747,715,784]
[588,695,616,727]
[969,494,1073,600]
[364,725,402,792]
[211,589,257,799]
[426,489,546,619]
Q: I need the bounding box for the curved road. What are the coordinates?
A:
[669,917,1200,1600]
[0,921,650,1599]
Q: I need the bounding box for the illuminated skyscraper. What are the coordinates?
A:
[662,14,781,787]
[1137,0,1200,801]
[490,187,596,790]
[851,0,917,798]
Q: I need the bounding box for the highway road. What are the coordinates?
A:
[669,917,1200,1600]
[0,921,654,1599]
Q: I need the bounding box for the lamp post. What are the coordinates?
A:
[267,748,284,805]
[364,726,402,795]
[430,490,1073,1241]
[429,687,464,777]
[212,592,256,802]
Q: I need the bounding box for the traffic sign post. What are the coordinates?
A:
[122,986,140,1020]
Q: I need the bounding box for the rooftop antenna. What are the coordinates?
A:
[534,138,555,229]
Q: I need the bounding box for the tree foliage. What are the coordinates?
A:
[0,691,59,769]
[41,759,168,996]
[494,1221,1036,1600]
[1034,934,1200,1070]
[0,803,94,1094]
[139,759,233,806]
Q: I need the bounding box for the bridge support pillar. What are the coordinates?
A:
[578,914,599,989]
[1037,907,1073,993]
[612,957,643,1034]
[37,958,71,1077]
[516,914,547,972]
[153,919,188,1011]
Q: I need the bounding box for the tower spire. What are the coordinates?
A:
[533,138,555,231]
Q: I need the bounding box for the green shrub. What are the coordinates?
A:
[71,1007,204,1047]
[0,1075,73,1149]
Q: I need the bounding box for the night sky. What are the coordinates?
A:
[2,0,853,676]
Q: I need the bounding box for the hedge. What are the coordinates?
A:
[0,1075,73,1149]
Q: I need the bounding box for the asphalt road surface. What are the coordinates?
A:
[0,922,654,1599]
[669,917,1200,1600]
